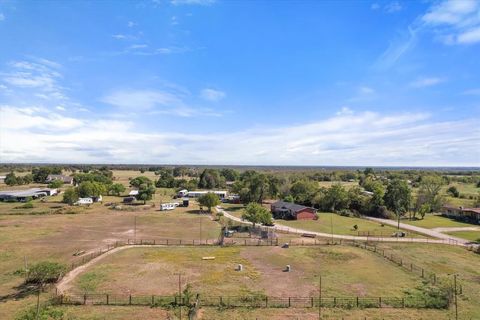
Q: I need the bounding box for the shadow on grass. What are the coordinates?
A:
[0,283,40,302]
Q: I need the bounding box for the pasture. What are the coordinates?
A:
[68,246,421,297]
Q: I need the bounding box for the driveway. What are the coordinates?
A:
[217,206,465,246]
[364,216,469,245]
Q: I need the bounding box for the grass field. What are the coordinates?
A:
[276,212,425,237]
[0,200,221,319]
[444,230,480,242]
[376,242,480,319]
[69,246,421,298]
[401,214,477,229]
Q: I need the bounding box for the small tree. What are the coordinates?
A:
[17,261,67,285]
[4,172,18,186]
[241,202,273,227]
[198,193,220,213]
[447,186,460,198]
[138,183,156,204]
[108,183,126,196]
[48,180,64,189]
[384,179,412,229]
[62,187,79,205]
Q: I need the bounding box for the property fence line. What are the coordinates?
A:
[53,293,449,309]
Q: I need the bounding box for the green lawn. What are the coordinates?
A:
[444,230,480,242]
[276,212,424,237]
[402,214,476,229]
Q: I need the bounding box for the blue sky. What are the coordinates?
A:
[0,0,479,166]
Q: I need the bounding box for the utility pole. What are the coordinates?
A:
[134,216,137,243]
[24,256,28,282]
[35,288,40,320]
[318,275,322,320]
[454,274,458,320]
[175,273,183,320]
[330,214,334,243]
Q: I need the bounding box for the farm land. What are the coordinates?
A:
[0,168,479,319]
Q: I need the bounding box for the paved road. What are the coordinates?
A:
[364,216,469,245]
[218,206,465,246]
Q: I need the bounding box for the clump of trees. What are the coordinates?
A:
[198,169,225,189]
[4,172,33,186]
[47,180,64,189]
[131,176,156,204]
[32,167,62,183]
[62,187,79,205]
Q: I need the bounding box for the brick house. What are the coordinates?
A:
[271,201,318,220]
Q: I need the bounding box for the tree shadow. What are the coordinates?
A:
[0,282,39,302]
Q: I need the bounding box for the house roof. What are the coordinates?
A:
[442,205,480,214]
[46,174,73,182]
[272,201,313,213]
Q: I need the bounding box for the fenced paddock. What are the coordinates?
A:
[54,293,448,309]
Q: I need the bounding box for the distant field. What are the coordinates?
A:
[68,246,421,298]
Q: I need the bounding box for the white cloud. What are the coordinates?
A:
[410,77,446,88]
[371,3,380,10]
[385,1,402,13]
[1,106,478,166]
[1,58,66,101]
[0,13,5,21]
[422,0,480,45]
[457,26,480,43]
[359,86,375,94]
[101,88,222,117]
[171,0,215,6]
[200,88,226,102]
[127,21,136,28]
[336,107,353,116]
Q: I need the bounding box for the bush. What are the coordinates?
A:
[48,180,64,188]
[15,201,34,209]
[19,261,67,285]
[15,304,64,320]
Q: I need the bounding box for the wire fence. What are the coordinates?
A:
[53,293,449,309]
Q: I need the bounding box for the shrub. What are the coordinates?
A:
[48,180,64,189]
[18,261,67,285]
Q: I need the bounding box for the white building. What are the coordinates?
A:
[75,198,93,205]
[129,190,139,196]
[186,190,228,199]
[160,202,179,211]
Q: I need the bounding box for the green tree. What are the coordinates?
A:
[289,180,317,205]
[108,183,126,196]
[20,261,67,285]
[241,202,273,227]
[447,186,460,198]
[220,168,239,181]
[78,181,106,198]
[32,167,62,183]
[48,180,64,189]
[322,184,350,212]
[198,169,225,189]
[130,176,153,188]
[384,179,412,229]
[198,192,220,213]
[4,172,18,186]
[138,183,156,204]
[62,187,79,205]
[417,176,444,212]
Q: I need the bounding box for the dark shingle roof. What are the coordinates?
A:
[272,201,312,213]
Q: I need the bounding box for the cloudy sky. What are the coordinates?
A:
[0,0,479,166]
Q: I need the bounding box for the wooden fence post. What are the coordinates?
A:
[378,297,381,308]
[129,294,132,305]
[356,296,359,307]
[288,297,291,307]
[83,294,87,305]
[311,297,313,308]
[106,294,109,305]
[152,295,154,305]
[265,296,268,307]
